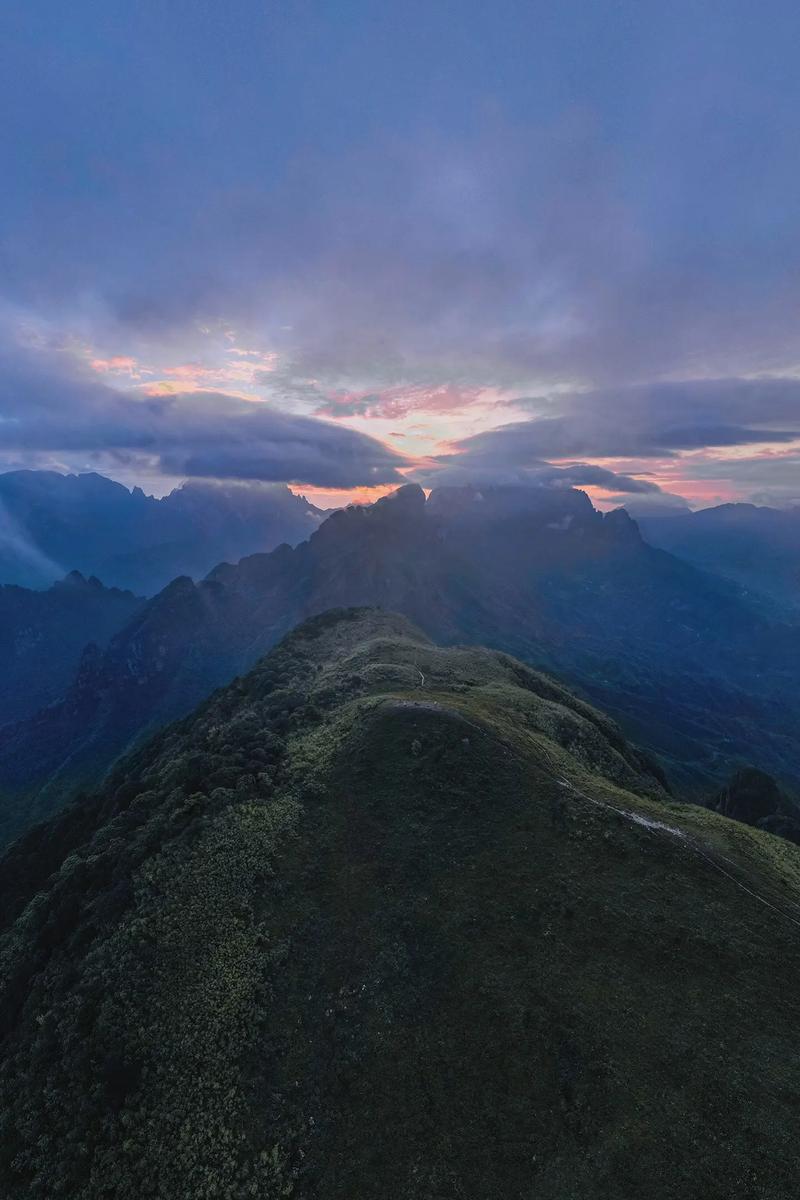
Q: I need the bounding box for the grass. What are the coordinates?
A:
[1,608,799,1198]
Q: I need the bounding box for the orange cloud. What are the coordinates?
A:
[318,384,485,421]
[225,347,279,368]
[90,355,139,373]
[140,380,257,401]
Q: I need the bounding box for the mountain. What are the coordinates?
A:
[2,609,799,1199]
[634,502,800,613]
[0,469,325,593]
[0,572,143,727]
[708,766,800,844]
[2,483,799,845]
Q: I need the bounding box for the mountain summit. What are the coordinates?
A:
[1,609,798,1198]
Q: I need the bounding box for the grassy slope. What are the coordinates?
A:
[1,608,799,1199]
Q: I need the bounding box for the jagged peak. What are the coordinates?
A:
[156,574,197,596]
[376,483,426,509]
[54,569,102,591]
[603,506,644,542]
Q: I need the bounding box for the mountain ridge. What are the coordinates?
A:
[1,484,798,845]
[2,608,799,1199]
[633,500,800,612]
[0,469,325,594]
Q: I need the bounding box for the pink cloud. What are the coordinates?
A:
[89,355,139,373]
[149,357,276,394]
[225,347,278,368]
[163,363,210,381]
[318,384,484,421]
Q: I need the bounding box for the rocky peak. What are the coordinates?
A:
[602,507,644,546]
[374,483,427,512]
[712,766,784,826]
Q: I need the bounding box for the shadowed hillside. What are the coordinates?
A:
[634,502,800,613]
[0,572,143,726]
[2,609,800,1198]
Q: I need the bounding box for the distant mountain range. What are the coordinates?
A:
[2,609,798,1199]
[0,572,142,727]
[634,501,800,613]
[0,469,325,594]
[2,482,799,845]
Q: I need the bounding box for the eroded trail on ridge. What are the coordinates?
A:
[554,775,800,932]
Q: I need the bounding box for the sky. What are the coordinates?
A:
[1,0,800,510]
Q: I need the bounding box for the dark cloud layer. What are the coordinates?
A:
[0,341,407,488]
[414,460,662,495]
[4,3,800,395]
[414,377,800,500]
[452,378,800,462]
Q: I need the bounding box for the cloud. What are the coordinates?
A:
[749,488,800,509]
[413,375,800,500]
[8,94,800,418]
[413,459,662,495]
[478,378,800,460]
[0,336,408,488]
[604,491,693,518]
[678,448,800,508]
[0,497,64,579]
[89,355,139,375]
[316,384,483,421]
[4,4,800,501]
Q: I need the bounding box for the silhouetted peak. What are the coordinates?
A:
[75,471,128,493]
[158,574,197,597]
[58,570,89,589]
[712,766,784,827]
[603,507,643,544]
[427,484,597,530]
[757,814,800,844]
[426,484,480,516]
[376,483,426,510]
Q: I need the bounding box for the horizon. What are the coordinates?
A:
[5,463,800,518]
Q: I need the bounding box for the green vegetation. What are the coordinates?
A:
[1,608,800,1198]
